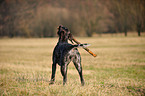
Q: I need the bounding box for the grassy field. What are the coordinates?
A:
[0,36,145,96]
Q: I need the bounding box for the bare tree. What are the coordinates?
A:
[131,0,145,36]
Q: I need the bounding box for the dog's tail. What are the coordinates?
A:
[78,43,91,48]
[65,43,91,52]
[73,43,91,48]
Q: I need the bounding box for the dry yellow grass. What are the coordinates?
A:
[0,36,145,96]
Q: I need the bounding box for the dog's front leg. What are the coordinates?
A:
[49,63,57,85]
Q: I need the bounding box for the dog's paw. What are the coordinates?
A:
[81,81,85,86]
[49,80,55,85]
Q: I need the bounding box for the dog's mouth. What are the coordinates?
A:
[57,25,97,57]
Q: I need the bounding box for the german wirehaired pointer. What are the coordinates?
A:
[49,25,90,86]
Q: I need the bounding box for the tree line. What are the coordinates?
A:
[0,0,145,37]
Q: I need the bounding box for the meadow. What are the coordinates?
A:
[0,36,145,96]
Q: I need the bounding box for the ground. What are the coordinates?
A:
[0,36,145,95]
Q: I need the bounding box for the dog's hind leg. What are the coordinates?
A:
[61,64,68,85]
[73,54,85,86]
[49,60,57,85]
[60,56,71,85]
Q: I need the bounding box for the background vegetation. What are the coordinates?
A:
[0,36,145,95]
[0,0,145,37]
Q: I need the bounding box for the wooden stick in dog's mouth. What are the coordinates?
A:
[71,37,97,57]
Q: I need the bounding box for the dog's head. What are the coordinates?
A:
[57,25,73,43]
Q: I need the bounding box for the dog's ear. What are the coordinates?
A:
[57,25,63,35]
[57,25,62,30]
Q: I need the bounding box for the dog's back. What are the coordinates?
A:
[53,42,81,66]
